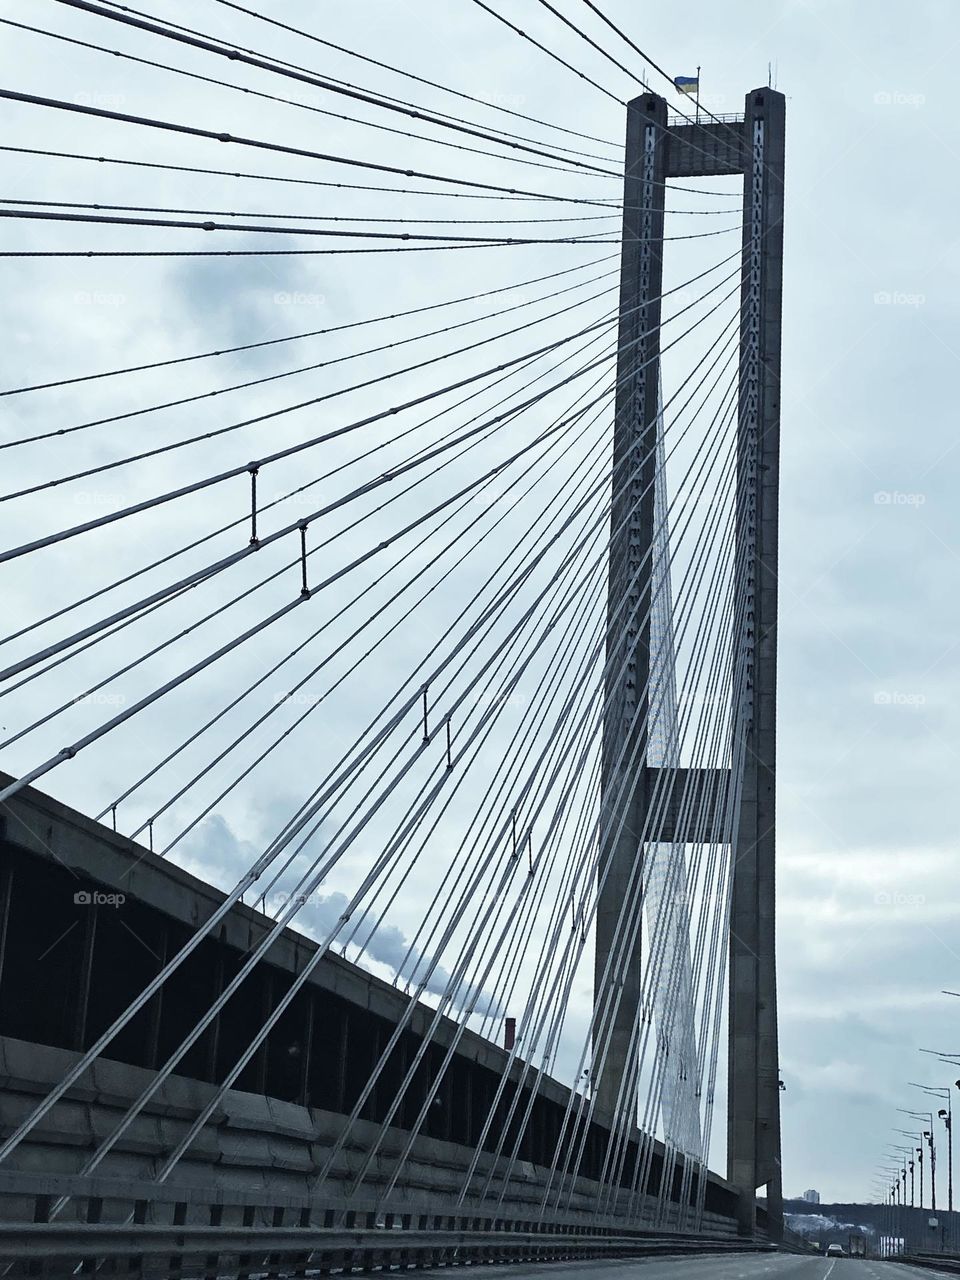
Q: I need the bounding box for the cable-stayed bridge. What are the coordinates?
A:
[0,3,795,1274]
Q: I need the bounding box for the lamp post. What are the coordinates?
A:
[917,1060,960,1249]
[890,1142,916,1216]
[928,1128,937,1214]
[911,1086,947,1218]
[904,1108,936,1212]
[896,1131,918,1205]
[872,1178,889,1257]
[916,1085,954,1249]
[900,1111,927,1207]
[890,1176,900,1256]
[881,1157,908,1256]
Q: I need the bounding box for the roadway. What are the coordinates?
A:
[485,1257,959,1279]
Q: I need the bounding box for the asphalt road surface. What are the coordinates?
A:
[485,1256,959,1279]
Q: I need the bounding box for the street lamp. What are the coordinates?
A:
[896,1131,919,1205]
[899,1110,931,1208]
[912,1082,952,1222]
[880,1161,906,1254]
[939,1106,954,1252]
[889,1143,915,1207]
[903,1107,936,1212]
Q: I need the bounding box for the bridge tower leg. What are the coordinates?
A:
[596,87,787,1240]
[727,86,786,1242]
[593,91,668,1123]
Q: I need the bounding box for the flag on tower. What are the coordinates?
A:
[673,75,699,96]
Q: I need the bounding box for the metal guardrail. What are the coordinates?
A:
[896,1254,960,1271]
[667,112,745,127]
[0,1168,765,1275]
[0,1223,774,1278]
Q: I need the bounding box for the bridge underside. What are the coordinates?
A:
[0,772,751,1246]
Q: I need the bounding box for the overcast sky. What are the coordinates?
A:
[4,0,960,1209]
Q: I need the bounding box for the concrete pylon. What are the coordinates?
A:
[593,92,668,1125]
[727,86,786,1242]
[594,86,787,1242]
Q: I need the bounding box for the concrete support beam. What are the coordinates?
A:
[641,767,731,844]
[727,87,786,1242]
[665,121,745,178]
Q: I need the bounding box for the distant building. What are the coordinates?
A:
[801,1189,821,1204]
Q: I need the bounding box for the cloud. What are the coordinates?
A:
[8,0,960,1208]
[183,809,504,1019]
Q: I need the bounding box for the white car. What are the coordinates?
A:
[825,1244,845,1257]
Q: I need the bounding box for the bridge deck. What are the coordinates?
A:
[0,772,744,1230]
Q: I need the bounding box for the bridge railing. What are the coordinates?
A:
[0,1169,772,1276]
[667,111,744,126]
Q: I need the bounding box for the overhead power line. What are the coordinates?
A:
[1,199,620,226]
[0,89,619,200]
[1,198,737,222]
[1,250,740,661]
[2,245,618,259]
[205,0,619,148]
[532,0,641,84]
[0,253,619,400]
[42,0,619,176]
[468,0,624,105]
[575,0,747,147]
[0,143,736,202]
[3,311,620,653]
[0,207,624,243]
[0,144,620,207]
[0,272,618,469]
[0,266,740,574]
[4,13,615,168]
